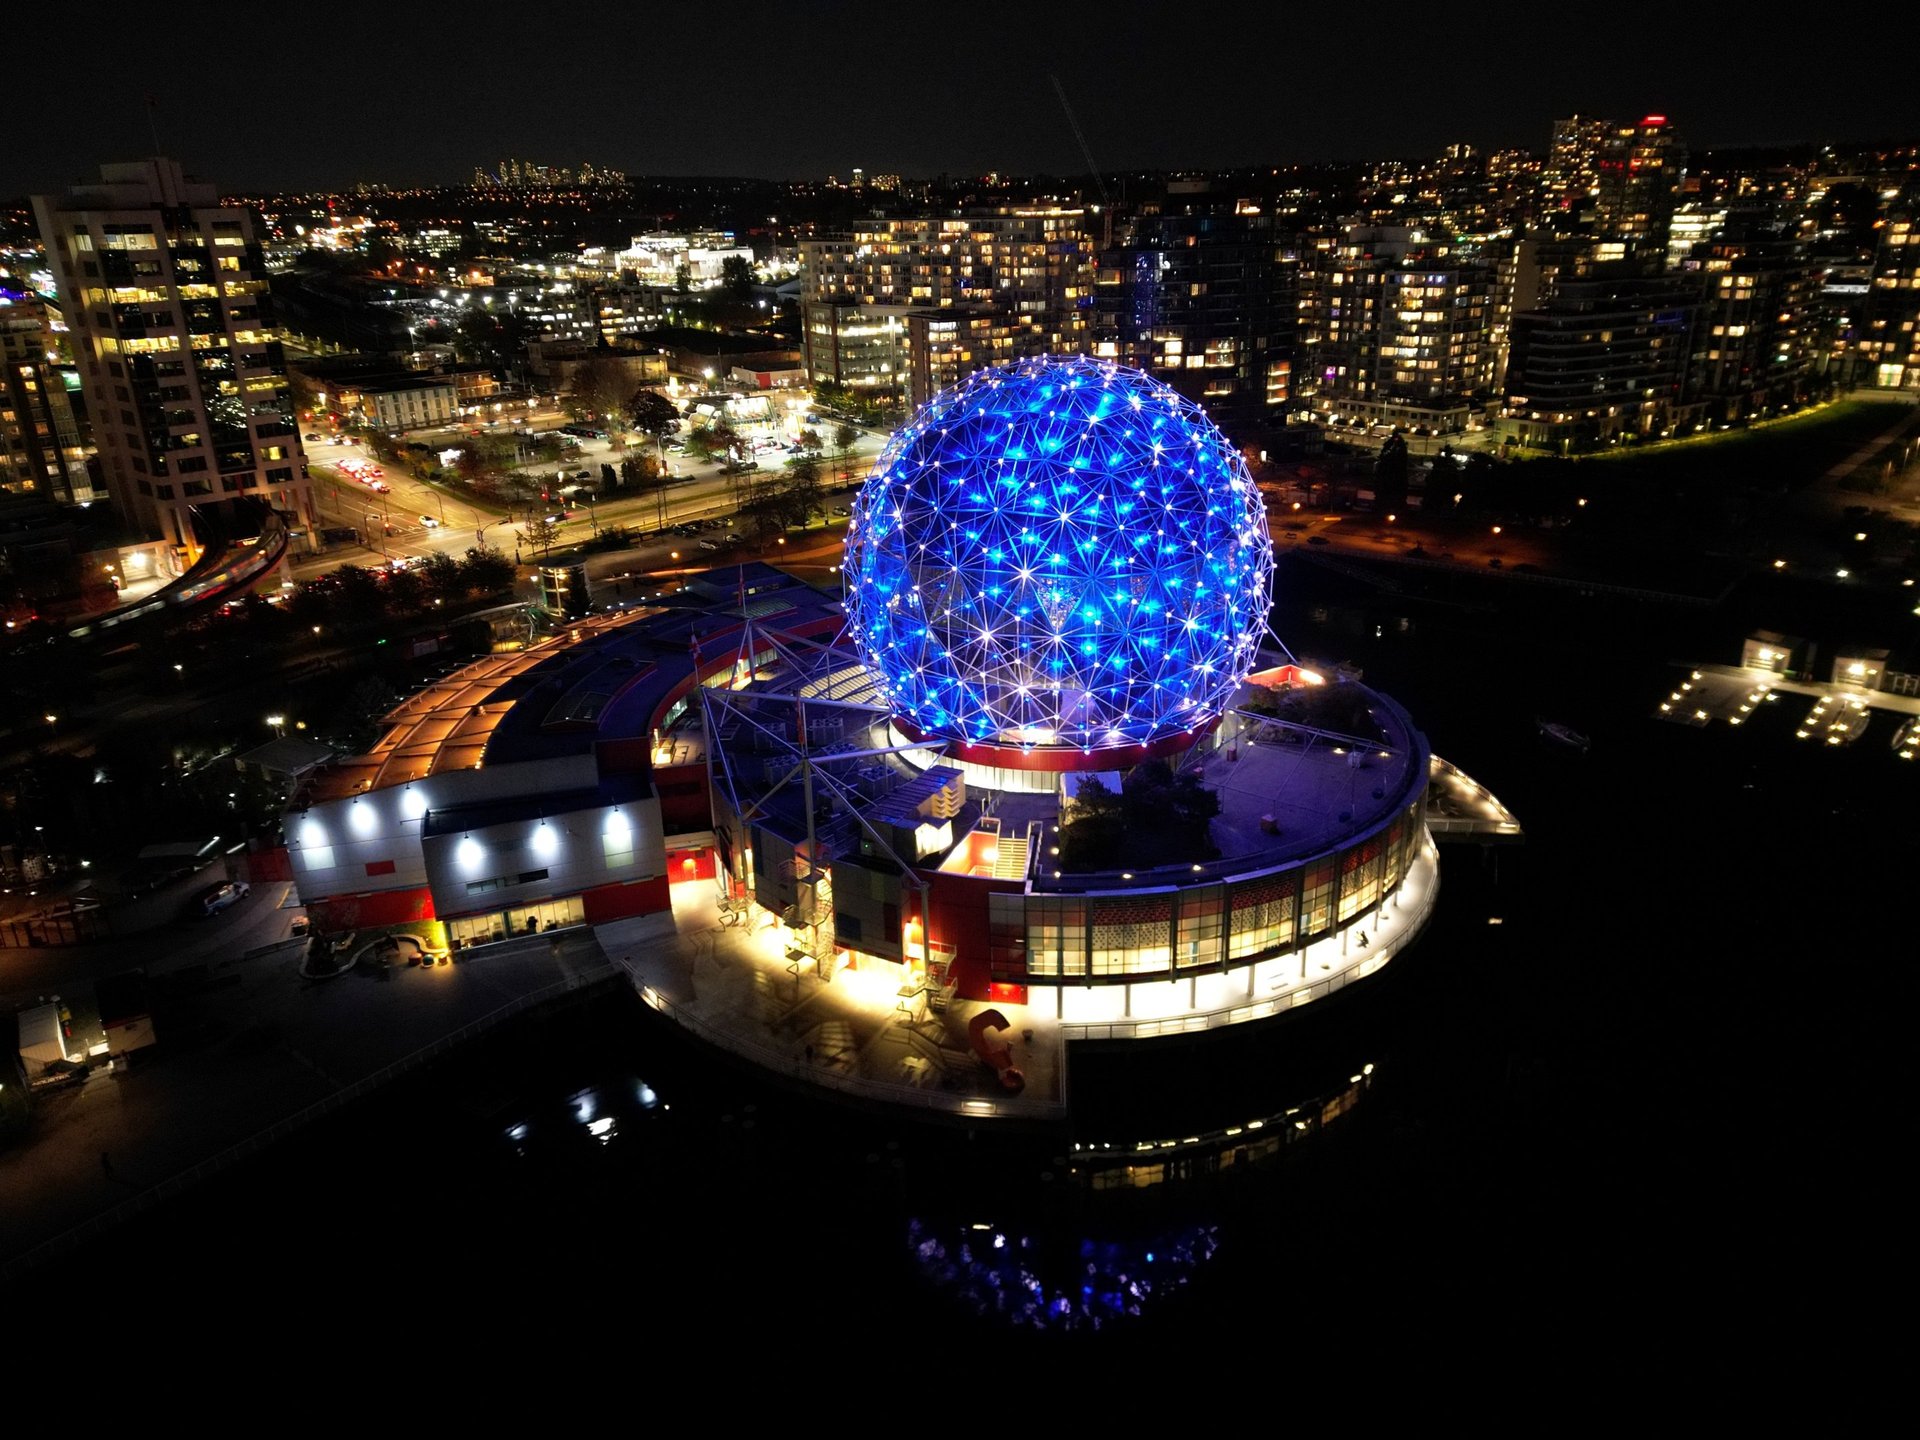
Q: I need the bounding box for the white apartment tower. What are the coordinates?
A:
[33,158,314,561]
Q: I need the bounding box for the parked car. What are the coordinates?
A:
[193,879,251,917]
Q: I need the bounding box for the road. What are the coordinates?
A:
[296,423,889,578]
[1,875,305,1006]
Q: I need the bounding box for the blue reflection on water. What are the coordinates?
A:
[907,1217,1219,1331]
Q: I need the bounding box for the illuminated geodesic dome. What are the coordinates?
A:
[843,355,1274,751]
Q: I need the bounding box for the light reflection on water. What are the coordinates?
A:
[908,1218,1221,1332]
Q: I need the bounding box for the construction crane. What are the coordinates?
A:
[1051,74,1111,210]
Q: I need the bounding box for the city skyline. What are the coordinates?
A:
[5,3,1915,198]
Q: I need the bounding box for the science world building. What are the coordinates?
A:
[286,356,1512,1121]
[694,356,1440,1049]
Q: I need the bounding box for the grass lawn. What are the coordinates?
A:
[1511,396,1920,491]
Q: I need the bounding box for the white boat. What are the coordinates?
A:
[1537,719,1590,754]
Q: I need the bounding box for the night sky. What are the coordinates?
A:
[6,2,1913,197]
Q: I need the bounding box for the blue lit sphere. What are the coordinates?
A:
[844,355,1273,751]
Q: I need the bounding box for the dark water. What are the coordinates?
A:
[56,557,1908,1361]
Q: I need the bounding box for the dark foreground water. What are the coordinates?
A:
[52,558,1908,1365]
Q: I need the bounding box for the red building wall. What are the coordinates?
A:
[654,763,711,830]
[245,845,294,882]
[580,874,670,923]
[666,845,716,882]
[307,885,436,931]
[924,868,1024,1002]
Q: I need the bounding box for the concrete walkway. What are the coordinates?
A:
[608,885,1067,1124]
[1,928,608,1273]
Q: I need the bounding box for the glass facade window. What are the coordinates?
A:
[1338,835,1385,923]
[1090,894,1173,976]
[1228,871,1297,960]
[448,895,585,948]
[1175,887,1223,970]
[1381,818,1407,894]
[1301,860,1335,941]
[989,892,1026,984]
[1026,895,1085,977]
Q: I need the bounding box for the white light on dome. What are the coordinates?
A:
[842,356,1273,750]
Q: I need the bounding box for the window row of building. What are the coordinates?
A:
[994,800,1423,985]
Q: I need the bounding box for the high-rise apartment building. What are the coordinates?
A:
[1863,207,1920,389]
[1545,114,1685,269]
[1,294,96,504]
[1296,226,1495,434]
[1501,267,1698,449]
[33,159,313,560]
[1091,210,1297,422]
[1595,116,1685,263]
[1682,225,1821,420]
[800,208,1093,401]
[1546,115,1611,217]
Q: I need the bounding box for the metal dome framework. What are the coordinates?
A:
[843,355,1275,751]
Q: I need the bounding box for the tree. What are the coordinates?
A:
[461,546,516,595]
[332,565,386,627]
[784,453,823,523]
[832,422,859,483]
[562,357,630,424]
[383,565,426,614]
[1373,434,1409,512]
[797,427,822,455]
[452,309,501,366]
[674,261,692,295]
[420,551,466,603]
[1459,450,1497,511]
[522,515,561,560]
[1058,776,1125,867]
[720,254,755,300]
[627,387,679,438]
[682,428,720,465]
[739,488,787,549]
